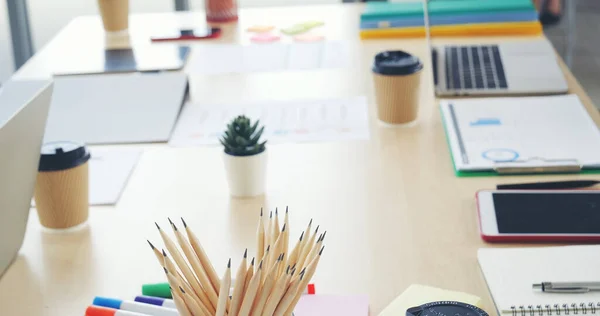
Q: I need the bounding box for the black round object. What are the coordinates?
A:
[406,301,489,316]
[372,50,423,76]
[38,141,91,172]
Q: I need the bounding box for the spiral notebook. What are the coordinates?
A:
[478,245,600,315]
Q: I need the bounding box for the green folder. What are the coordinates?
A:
[361,0,535,22]
[439,105,600,178]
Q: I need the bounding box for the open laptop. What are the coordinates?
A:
[425,2,569,96]
[0,80,53,278]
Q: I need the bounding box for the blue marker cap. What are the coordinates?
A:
[93,297,123,309]
[135,295,164,306]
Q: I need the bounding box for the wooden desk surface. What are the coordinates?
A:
[5,3,600,315]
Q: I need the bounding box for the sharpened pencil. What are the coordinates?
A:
[261,266,293,316]
[180,286,210,316]
[256,209,265,266]
[272,208,281,247]
[251,256,282,316]
[215,259,231,316]
[239,260,263,316]
[163,250,214,314]
[229,249,248,316]
[266,211,273,252]
[284,246,325,315]
[181,217,221,293]
[273,269,305,316]
[171,287,193,316]
[296,225,319,270]
[169,218,219,309]
[286,232,303,270]
[243,257,255,296]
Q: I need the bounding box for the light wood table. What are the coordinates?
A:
[4,4,599,315]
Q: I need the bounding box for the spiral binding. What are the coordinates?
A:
[508,303,600,315]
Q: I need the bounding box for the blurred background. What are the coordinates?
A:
[1,0,598,104]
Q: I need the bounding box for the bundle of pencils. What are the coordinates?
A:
[147,207,326,316]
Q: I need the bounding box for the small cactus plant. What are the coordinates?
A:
[220,115,267,157]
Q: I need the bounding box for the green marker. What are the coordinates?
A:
[142,282,172,298]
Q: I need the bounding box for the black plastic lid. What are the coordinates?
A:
[38,141,91,172]
[372,50,423,75]
[406,301,489,316]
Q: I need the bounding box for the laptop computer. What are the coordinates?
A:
[424,2,569,96]
[432,40,569,96]
[0,80,54,278]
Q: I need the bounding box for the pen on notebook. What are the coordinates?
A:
[533,282,600,293]
[497,180,600,190]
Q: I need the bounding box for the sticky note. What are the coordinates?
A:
[250,33,281,43]
[378,284,482,316]
[247,25,275,33]
[281,24,311,35]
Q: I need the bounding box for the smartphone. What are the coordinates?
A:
[476,190,600,242]
[151,28,221,42]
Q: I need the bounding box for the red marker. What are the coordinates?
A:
[86,306,149,316]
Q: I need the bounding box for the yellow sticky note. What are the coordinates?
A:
[378,284,482,316]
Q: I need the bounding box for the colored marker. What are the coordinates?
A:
[86,305,149,316]
[134,296,176,309]
[93,297,178,316]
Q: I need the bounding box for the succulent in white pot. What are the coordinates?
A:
[220,115,267,197]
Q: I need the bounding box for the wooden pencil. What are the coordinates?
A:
[260,245,271,284]
[169,219,219,308]
[296,225,319,271]
[261,266,293,316]
[303,233,324,270]
[285,232,303,270]
[283,246,325,315]
[295,219,312,265]
[180,286,209,316]
[238,260,263,316]
[166,269,211,316]
[280,207,290,274]
[215,259,231,316]
[251,256,282,316]
[163,250,214,314]
[181,217,221,293]
[256,208,265,265]
[229,249,248,316]
[269,224,286,272]
[272,208,281,247]
[171,287,193,316]
[273,270,305,316]
[156,222,209,306]
[265,211,273,252]
[147,240,164,266]
[243,257,255,296]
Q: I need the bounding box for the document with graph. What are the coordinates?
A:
[439,94,600,176]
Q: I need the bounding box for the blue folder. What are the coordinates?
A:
[360,10,538,30]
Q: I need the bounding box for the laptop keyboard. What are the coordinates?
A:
[444,45,508,91]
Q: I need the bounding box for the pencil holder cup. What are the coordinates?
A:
[34,142,90,229]
[205,0,238,23]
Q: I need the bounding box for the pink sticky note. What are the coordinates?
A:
[251,33,281,43]
[293,295,369,316]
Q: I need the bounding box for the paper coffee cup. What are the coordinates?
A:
[34,142,91,229]
[372,50,423,125]
[97,0,129,33]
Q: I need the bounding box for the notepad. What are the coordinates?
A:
[378,284,481,316]
[294,295,369,316]
[440,95,600,176]
[478,245,600,315]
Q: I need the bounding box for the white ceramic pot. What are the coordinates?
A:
[223,150,267,197]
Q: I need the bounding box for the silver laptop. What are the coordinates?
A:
[0,80,53,278]
[432,40,569,96]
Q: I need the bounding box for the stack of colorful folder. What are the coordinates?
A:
[360,0,542,39]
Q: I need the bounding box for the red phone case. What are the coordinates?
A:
[475,190,600,243]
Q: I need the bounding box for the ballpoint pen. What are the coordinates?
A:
[533,282,600,293]
[498,180,600,190]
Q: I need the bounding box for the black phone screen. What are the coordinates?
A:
[493,192,600,234]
